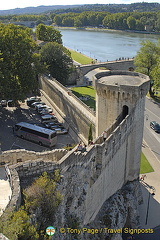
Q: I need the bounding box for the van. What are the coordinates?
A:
[41,114,55,123]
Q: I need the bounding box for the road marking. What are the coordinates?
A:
[143,139,160,164]
[145,107,160,121]
[145,126,160,144]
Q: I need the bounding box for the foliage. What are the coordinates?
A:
[88,124,93,144]
[23,171,63,228]
[134,40,160,96]
[0,208,39,240]
[40,42,73,84]
[53,10,160,32]
[0,23,39,101]
[0,171,62,240]
[36,24,62,44]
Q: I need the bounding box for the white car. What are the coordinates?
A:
[31,102,43,108]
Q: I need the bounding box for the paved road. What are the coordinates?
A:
[0,167,12,216]
[0,100,75,152]
[143,97,160,162]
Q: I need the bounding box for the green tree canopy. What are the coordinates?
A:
[40,42,73,84]
[36,24,62,44]
[0,24,38,101]
[23,171,63,229]
[0,208,39,240]
[134,40,160,95]
[0,171,62,240]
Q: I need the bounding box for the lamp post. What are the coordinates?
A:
[145,185,155,225]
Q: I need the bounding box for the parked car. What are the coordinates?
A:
[41,114,55,123]
[44,122,58,128]
[1,100,7,107]
[35,102,46,110]
[150,121,160,133]
[7,100,14,107]
[54,127,68,134]
[27,97,41,106]
[39,107,53,115]
[30,101,43,108]
[36,104,48,113]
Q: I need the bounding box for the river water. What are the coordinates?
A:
[60,28,159,62]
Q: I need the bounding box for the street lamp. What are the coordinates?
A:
[145,185,155,225]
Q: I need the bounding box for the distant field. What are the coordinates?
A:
[69,49,94,65]
[140,152,154,174]
[70,86,96,110]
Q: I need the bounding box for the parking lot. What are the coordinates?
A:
[0,98,75,152]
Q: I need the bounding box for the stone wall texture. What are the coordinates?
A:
[39,75,96,143]
[79,59,134,76]
[0,67,150,240]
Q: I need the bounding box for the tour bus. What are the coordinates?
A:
[14,122,57,147]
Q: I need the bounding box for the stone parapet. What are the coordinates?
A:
[0,149,67,166]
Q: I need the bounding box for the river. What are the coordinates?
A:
[60,28,160,62]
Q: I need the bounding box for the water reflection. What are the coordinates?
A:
[60,28,159,62]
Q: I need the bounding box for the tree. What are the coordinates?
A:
[40,42,73,84]
[88,124,93,144]
[127,16,136,30]
[0,208,39,240]
[134,40,160,96]
[36,24,62,44]
[150,62,160,90]
[23,171,63,230]
[0,24,38,101]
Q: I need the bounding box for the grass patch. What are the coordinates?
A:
[70,86,96,110]
[69,49,93,65]
[140,152,154,174]
[147,90,160,103]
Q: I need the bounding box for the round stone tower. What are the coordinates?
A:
[95,70,150,137]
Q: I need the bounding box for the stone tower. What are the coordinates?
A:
[95,70,150,137]
[95,70,150,181]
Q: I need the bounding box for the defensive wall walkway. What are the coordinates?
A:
[79,59,134,75]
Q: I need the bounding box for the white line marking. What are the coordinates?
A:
[145,107,160,121]
[143,139,160,164]
[145,126,160,144]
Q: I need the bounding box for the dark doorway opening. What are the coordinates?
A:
[122,105,129,119]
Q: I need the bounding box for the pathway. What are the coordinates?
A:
[0,167,12,216]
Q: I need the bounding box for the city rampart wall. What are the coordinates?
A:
[39,75,96,142]
[0,149,67,166]
[1,108,136,226]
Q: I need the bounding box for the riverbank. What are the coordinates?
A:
[55,26,160,36]
[68,48,95,65]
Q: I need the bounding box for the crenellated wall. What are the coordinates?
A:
[0,68,150,240]
[0,149,67,166]
[1,108,141,228]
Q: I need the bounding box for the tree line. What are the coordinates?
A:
[1,11,160,32]
[53,11,160,32]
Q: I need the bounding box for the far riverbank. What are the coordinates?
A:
[55,26,160,36]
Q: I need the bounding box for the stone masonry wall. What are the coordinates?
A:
[0,149,67,166]
[39,75,96,143]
